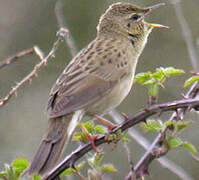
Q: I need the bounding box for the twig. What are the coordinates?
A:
[0,48,35,69]
[55,0,78,57]
[0,28,68,107]
[170,0,199,71]
[43,93,199,180]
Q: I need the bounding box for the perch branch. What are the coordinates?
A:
[43,89,199,180]
[0,28,68,107]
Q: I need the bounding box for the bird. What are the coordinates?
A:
[28,2,167,177]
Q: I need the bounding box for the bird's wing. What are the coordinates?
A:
[47,40,128,118]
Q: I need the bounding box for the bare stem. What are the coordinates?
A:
[55,0,78,57]
[0,28,68,107]
[170,0,199,71]
[0,48,35,69]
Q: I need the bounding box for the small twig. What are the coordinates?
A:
[170,0,199,71]
[55,0,78,57]
[0,48,35,69]
[44,92,199,180]
[0,28,68,107]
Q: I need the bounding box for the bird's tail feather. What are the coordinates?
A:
[28,114,73,177]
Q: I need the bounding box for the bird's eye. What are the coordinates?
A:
[130,14,141,21]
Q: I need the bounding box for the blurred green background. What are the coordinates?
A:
[0,0,199,179]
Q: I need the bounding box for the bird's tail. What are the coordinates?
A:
[28,114,73,177]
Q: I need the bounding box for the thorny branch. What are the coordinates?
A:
[43,89,199,180]
[0,48,35,70]
[0,28,68,107]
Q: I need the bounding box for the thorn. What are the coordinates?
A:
[143,119,147,124]
[69,161,76,170]
[14,91,18,97]
[143,108,150,112]
[141,175,145,180]
[80,124,99,152]
[130,161,134,172]
[35,73,38,77]
[157,111,162,117]
[121,112,129,120]
[187,105,192,112]
[94,115,117,143]
[94,115,116,131]
[181,93,188,99]
[29,78,32,84]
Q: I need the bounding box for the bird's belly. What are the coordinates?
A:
[87,74,133,115]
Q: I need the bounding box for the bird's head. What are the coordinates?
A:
[97,2,168,41]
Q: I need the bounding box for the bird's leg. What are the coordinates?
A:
[80,124,99,152]
[94,115,116,142]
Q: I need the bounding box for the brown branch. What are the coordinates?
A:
[0,48,35,69]
[0,28,68,107]
[43,89,199,180]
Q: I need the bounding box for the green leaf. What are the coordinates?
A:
[60,168,76,177]
[83,121,94,134]
[94,153,104,167]
[121,137,129,142]
[13,158,30,177]
[101,164,117,173]
[184,76,199,87]
[95,125,107,134]
[141,120,163,132]
[73,132,83,141]
[5,164,15,180]
[134,72,151,84]
[116,130,122,137]
[33,174,42,180]
[169,137,183,149]
[176,121,192,132]
[60,161,86,177]
[148,84,159,97]
[182,142,197,155]
[76,161,86,170]
[143,79,155,85]
[165,121,174,127]
[163,67,185,77]
[0,171,7,178]
[152,68,165,81]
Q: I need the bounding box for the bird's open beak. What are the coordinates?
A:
[148,23,169,29]
[144,3,169,29]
